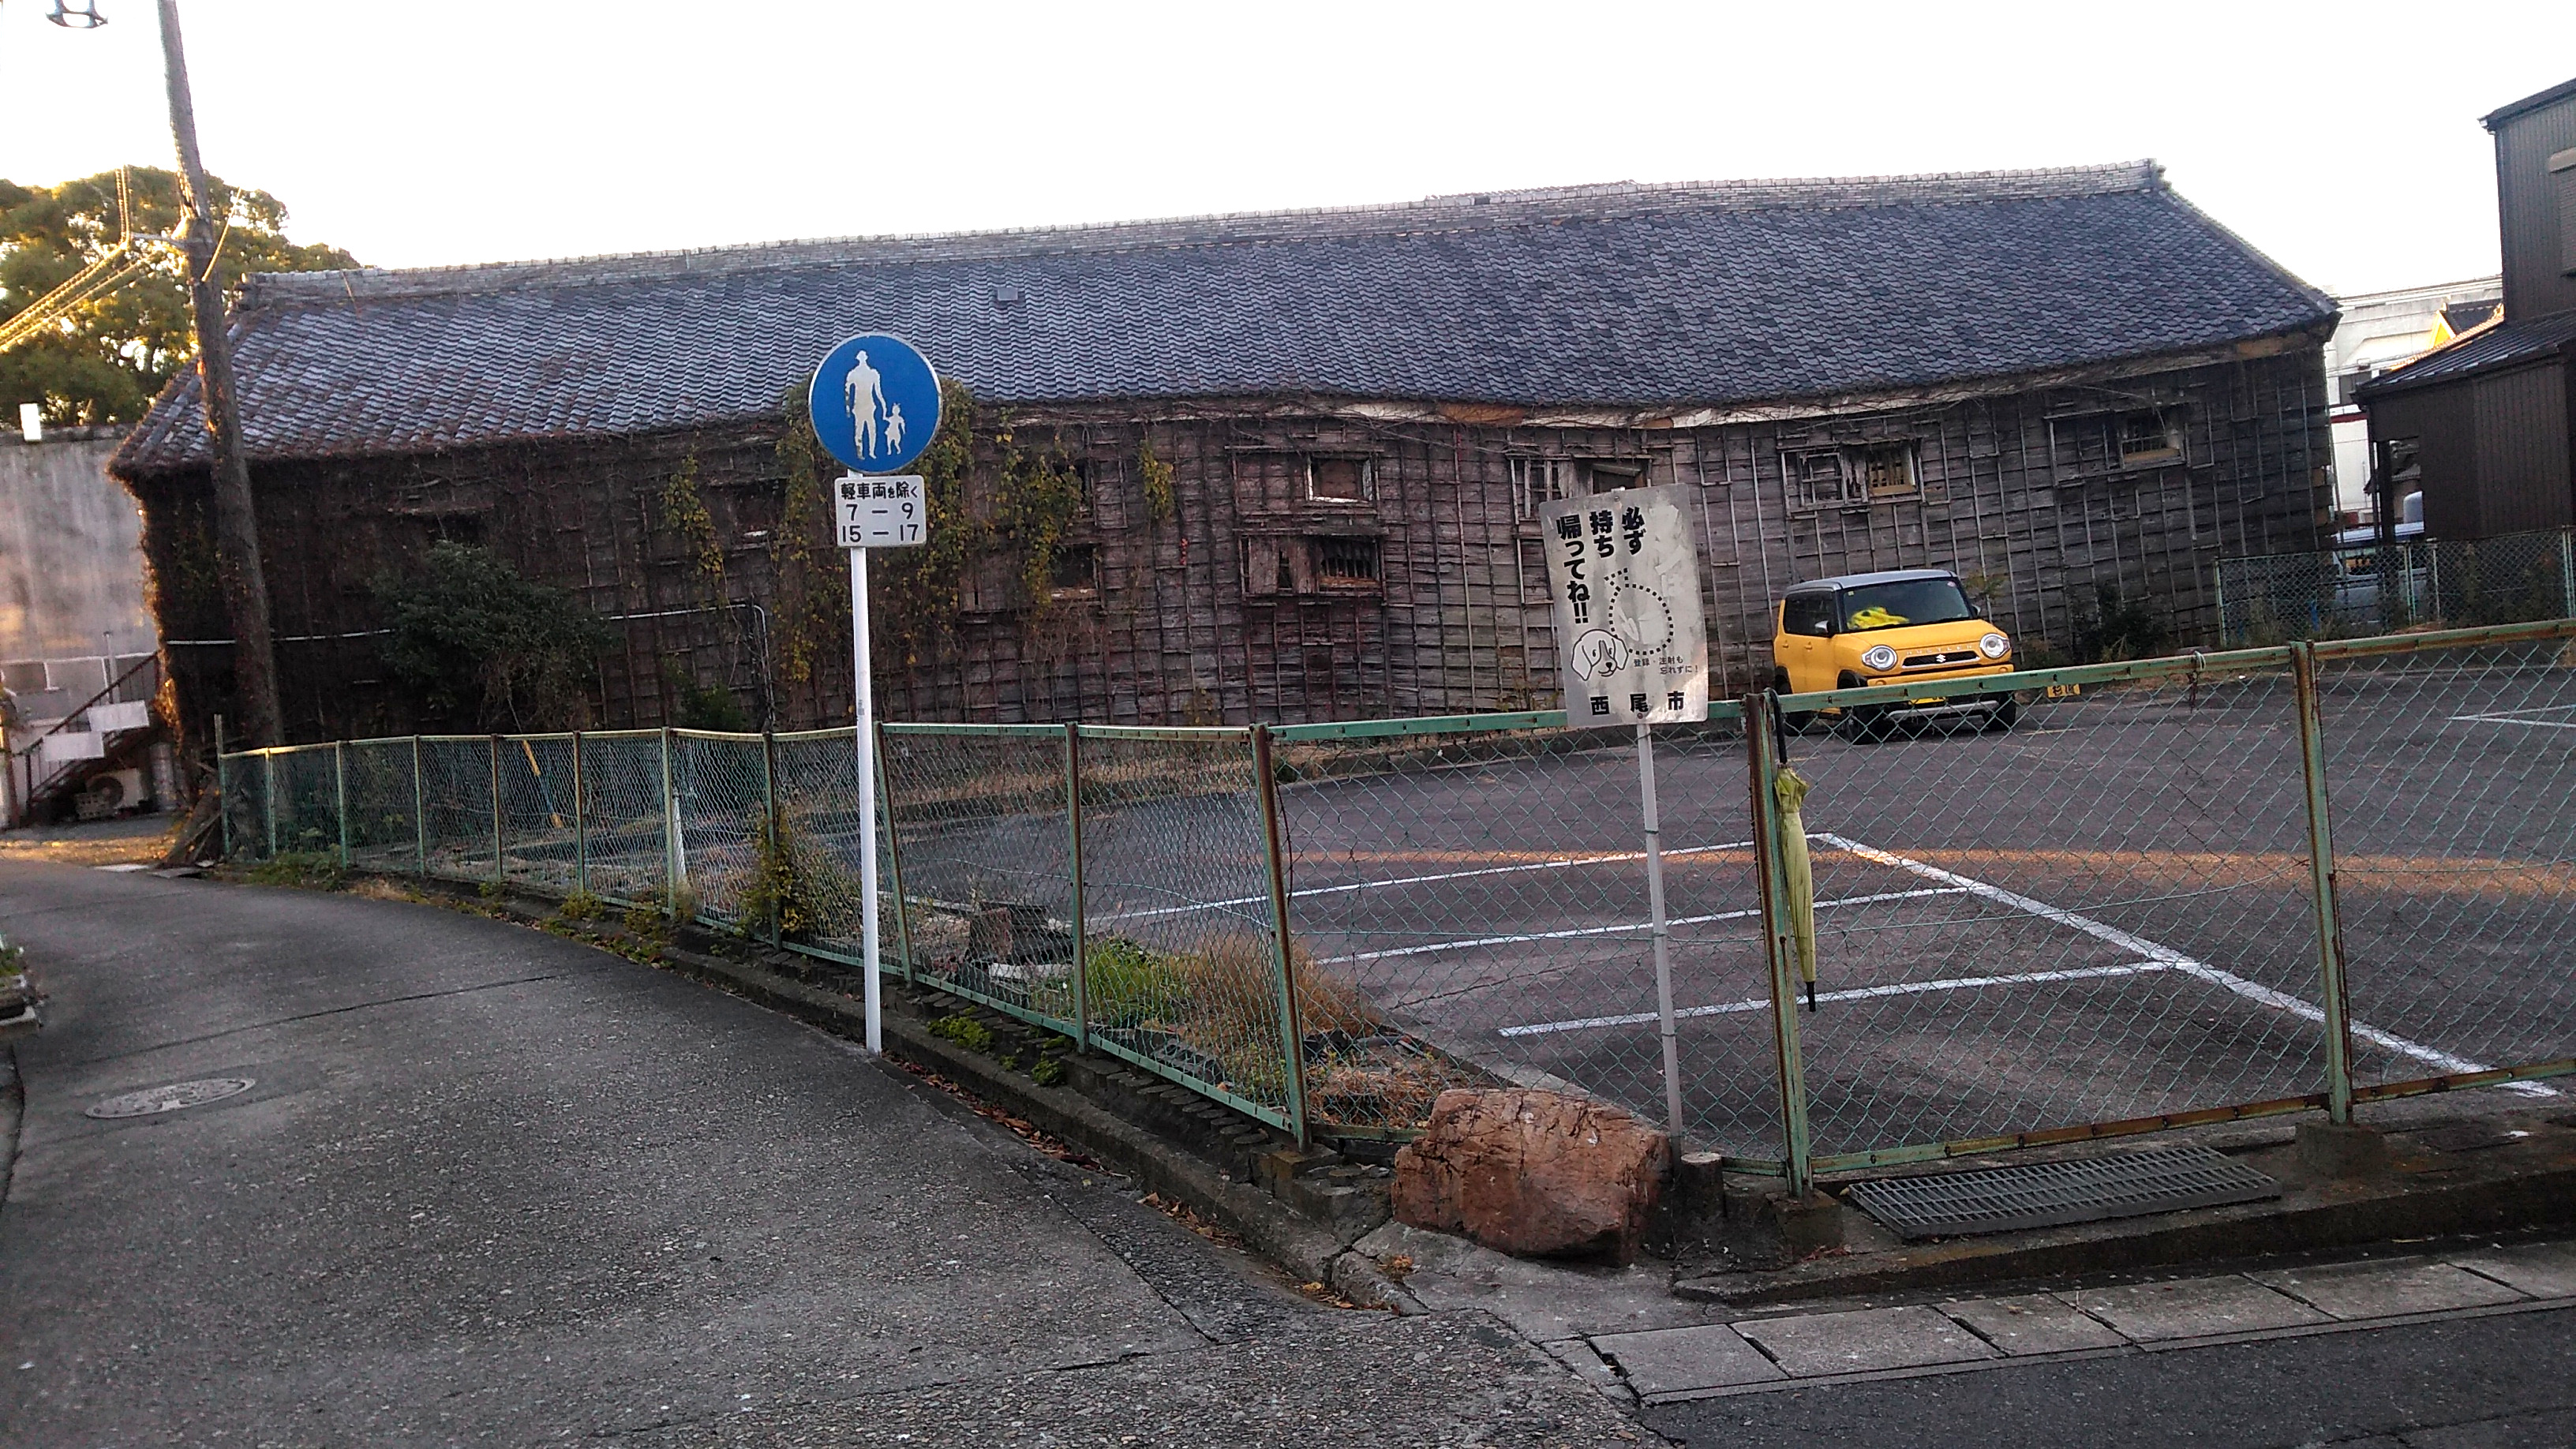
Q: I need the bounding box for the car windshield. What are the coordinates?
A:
[1840,578,1975,632]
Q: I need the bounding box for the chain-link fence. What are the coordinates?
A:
[219,616,2576,1176]
[2218,526,2576,644]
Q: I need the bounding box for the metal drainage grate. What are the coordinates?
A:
[1843,1144,2279,1240]
[85,1077,256,1120]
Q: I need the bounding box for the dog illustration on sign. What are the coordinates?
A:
[1569,579,1677,680]
[843,350,891,462]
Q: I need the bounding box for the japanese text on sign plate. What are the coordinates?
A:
[834,474,928,549]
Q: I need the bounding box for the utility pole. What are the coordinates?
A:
[155,0,284,746]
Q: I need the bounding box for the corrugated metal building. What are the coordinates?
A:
[113,163,2338,739]
[2359,77,2576,540]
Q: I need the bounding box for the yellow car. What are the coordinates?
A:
[1770,568,2016,734]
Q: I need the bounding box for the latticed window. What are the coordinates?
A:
[1511,457,1574,521]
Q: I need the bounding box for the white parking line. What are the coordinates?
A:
[2450,712,2576,729]
[1091,840,1754,924]
[1500,961,2174,1038]
[1317,887,1965,966]
[1813,832,2557,1097]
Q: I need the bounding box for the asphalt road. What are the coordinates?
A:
[1643,1304,2576,1449]
[0,859,1644,1447]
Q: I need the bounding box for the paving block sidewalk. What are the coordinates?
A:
[1586,1240,2576,1403]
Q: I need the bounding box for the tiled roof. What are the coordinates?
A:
[115,163,2334,475]
[2355,309,2576,399]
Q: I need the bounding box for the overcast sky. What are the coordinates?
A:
[2,1,2570,298]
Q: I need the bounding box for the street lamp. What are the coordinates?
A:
[37,2,286,750]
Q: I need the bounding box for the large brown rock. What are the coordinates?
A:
[1391,1088,1669,1261]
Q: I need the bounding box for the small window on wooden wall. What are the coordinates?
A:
[2051,407,2185,480]
[1786,448,1852,507]
[1316,535,1380,583]
[1241,534,1383,597]
[1786,443,1918,508]
[1512,458,1574,520]
[1049,543,1099,599]
[1856,442,1919,502]
[1307,456,1373,503]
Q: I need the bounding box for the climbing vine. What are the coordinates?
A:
[768,380,1093,695]
[1137,435,1176,522]
[657,452,725,601]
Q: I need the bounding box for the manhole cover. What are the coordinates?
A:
[84,1077,256,1119]
[1844,1144,2279,1239]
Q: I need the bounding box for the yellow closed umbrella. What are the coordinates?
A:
[1775,765,1817,1009]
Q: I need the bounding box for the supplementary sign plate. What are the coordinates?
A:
[835,474,927,549]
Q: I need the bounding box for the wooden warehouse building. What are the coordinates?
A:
[114,162,2338,739]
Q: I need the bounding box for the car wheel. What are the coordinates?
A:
[1835,672,1892,741]
[1983,695,2020,733]
[1773,669,1817,733]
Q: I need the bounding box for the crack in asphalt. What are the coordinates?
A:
[52,971,590,1068]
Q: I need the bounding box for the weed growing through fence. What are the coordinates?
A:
[246,851,345,890]
[736,815,857,940]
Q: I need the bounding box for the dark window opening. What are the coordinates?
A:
[1308,456,1373,503]
[1316,535,1380,582]
[1049,543,1098,597]
[1511,458,1574,520]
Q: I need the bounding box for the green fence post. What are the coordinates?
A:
[2292,641,2357,1125]
[263,751,277,859]
[1746,691,1815,1196]
[410,736,427,876]
[2560,527,2574,620]
[215,713,230,860]
[570,730,587,897]
[873,721,915,986]
[1249,724,1311,1146]
[333,740,350,867]
[760,730,781,945]
[660,726,683,915]
[1064,722,1090,1054]
[486,735,504,883]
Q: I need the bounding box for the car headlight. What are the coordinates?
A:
[1861,645,1898,672]
[1979,632,2011,659]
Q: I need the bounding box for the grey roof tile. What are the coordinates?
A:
[115,163,2334,474]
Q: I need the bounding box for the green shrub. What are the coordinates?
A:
[1031,1056,1065,1087]
[247,852,344,890]
[559,890,605,922]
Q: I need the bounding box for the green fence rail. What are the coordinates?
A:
[222,617,2576,1181]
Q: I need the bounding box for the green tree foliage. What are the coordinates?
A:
[0,167,358,425]
[2072,584,2171,663]
[373,542,608,730]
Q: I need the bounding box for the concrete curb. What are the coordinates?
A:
[1678,1137,2576,1308]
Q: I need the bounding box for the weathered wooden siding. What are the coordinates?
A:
[133,347,2330,743]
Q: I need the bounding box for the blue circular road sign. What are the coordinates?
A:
[808,333,942,474]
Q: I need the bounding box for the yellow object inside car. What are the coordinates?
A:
[1846,605,1907,630]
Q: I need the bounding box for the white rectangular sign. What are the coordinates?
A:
[834,473,928,549]
[1539,482,1709,727]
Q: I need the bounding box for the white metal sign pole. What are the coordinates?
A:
[1637,721,1683,1133]
[850,544,882,1054]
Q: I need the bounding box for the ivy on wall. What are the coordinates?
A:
[656,452,726,601]
[1137,435,1176,523]
[768,379,1089,691]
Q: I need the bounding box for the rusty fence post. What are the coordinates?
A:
[1746,691,1814,1195]
[1250,724,1311,1145]
[2292,640,2357,1124]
